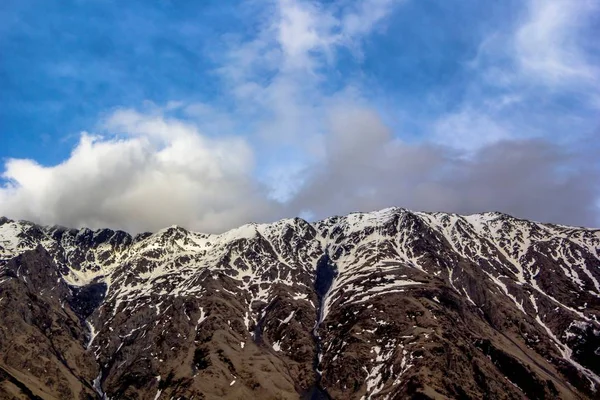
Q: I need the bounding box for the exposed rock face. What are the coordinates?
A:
[0,246,98,399]
[0,208,599,399]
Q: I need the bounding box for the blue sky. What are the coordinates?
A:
[1,0,599,232]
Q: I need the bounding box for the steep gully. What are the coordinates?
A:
[303,253,339,400]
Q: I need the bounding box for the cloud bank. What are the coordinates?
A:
[2,106,597,232]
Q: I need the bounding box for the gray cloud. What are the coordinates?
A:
[290,107,600,227]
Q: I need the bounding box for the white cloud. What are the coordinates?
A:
[0,110,278,233]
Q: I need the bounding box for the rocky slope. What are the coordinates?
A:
[0,208,599,399]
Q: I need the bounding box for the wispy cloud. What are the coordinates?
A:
[431,0,600,153]
[470,0,600,97]
[213,0,404,194]
[432,107,511,152]
[515,0,599,87]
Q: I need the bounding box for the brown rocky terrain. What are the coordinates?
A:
[0,209,599,399]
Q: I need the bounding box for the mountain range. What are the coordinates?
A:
[0,207,599,399]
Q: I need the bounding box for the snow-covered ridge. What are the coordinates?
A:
[2,208,598,333]
[1,209,598,286]
[1,208,600,391]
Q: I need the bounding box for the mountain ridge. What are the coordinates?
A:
[0,207,599,399]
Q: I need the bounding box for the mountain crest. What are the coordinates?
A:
[0,208,599,399]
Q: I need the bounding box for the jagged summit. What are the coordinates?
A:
[0,208,599,399]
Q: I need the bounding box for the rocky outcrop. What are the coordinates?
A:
[0,208,599,399]
[0,247,98,399]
